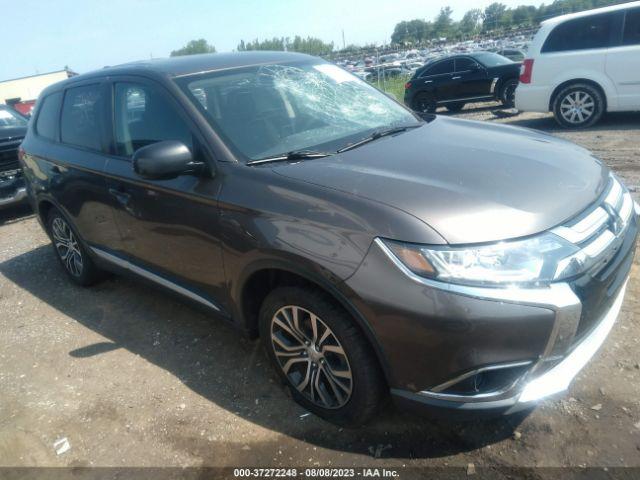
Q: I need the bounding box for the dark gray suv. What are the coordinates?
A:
[19,52,638,425]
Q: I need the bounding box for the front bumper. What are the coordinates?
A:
[344,204,636,414]
[0,171,27,208]
[391,278,627,415]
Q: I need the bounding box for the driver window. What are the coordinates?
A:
[114,82,193,157]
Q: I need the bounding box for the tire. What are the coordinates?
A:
[499,78,518,108]
[47,208,105,286]
[412,92,437,114]
[445,102,466,113]
[259,286,386,426]
[552,83,605,129]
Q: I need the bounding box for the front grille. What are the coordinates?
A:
[0,140,22,172]
[555,174,637,343]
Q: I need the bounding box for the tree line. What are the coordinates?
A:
[170,0,630,57]
[391,0,628,45]
[171,36,333,57]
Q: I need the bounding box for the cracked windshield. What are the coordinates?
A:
[181,62,419,160]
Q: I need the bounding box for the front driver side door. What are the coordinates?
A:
[102,77,228,314]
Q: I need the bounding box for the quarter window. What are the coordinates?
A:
[35,92,63,141]
[542,13,614,53]
[60,85,103,150]
[113,82,193,157]
[623,8,640,46]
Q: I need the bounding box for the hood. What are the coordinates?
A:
[272,116,608,244]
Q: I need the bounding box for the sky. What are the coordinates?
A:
[4,0,531,80]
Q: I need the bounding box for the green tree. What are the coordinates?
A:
[459,9,483,36]
[237,36,333,55]
[170,39,216,57]
[433,7,454,38]
[483,3,508,32]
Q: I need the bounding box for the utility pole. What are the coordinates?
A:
[342,29,346,50]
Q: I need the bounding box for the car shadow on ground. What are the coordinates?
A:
[484,110,640,133]
[0,203,33,226]
[1,244,530,459]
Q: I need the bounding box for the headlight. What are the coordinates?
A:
[382,233,581,287]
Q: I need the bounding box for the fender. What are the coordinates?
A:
[232,253,395,385]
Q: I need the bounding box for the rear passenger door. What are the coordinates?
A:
[606,7,640,109]
[25,82,122,253]
[454,57,491,98]
[419,59,456,101]
[102,76,227,311]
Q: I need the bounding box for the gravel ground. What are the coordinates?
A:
[1,107,640,475]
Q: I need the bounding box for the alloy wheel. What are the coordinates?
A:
[559,91,595,125]
[270,305,353,409]
[503,81,517,106]
[51,217,84,277]
[413,94,436,113]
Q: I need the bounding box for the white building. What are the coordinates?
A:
[0,69,77,105]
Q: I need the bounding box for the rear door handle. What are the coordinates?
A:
[452,76,462,80]
[108,187,131,206]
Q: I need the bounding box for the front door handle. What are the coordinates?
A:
[452,76,462,80]
[108,187,131,206]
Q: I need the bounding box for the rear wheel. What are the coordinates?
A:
[499,79,518,107]
[412,92,437,114]
[47,208,104,286]
[552,83,604,128]
[445,102,466,113]
[259,286,385,426]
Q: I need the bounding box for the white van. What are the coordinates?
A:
[515,1,640,128]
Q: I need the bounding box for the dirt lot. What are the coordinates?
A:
[1,108,640,476]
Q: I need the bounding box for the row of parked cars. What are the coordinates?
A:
[401,2,640,129]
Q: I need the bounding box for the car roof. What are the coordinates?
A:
[541,0,640,26]
[40,51,317,94]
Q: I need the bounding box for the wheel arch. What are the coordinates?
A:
[549,78,608,112]
[238,262,393,385]
[36,197,60,233]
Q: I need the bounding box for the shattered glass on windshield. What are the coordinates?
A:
[180,62,418,160]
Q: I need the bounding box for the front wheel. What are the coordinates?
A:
[259,286,385,426]
[552,83,604,128]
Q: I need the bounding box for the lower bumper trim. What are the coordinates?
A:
[392,279,627,414]
[517,280,626,403]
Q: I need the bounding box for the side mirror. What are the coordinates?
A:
[132,140,197,180]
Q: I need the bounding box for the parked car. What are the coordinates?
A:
[516,1,640,128]
[11,100,36,117]
[0,105,28,209]
[20,52,638,425]
[495,48,526,62]
[404,52,520,113]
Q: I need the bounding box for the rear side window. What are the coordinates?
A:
[542,13,614,53]
[113,82,193,157]
[60,85,103,151]
[35,92,63,141]
[623,8,640,46]
[422,59,454,76]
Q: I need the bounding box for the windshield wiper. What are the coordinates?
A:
[337,124,422,153]
[247,149,332,166]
